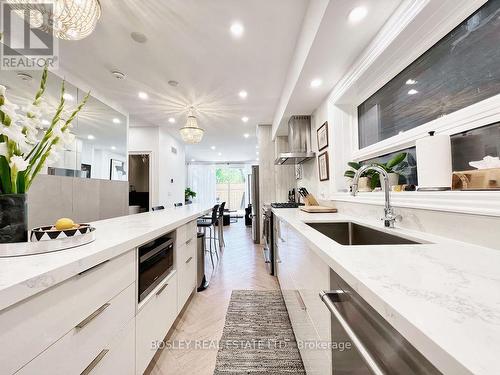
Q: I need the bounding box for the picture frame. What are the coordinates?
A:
[317,121,329,151]
[318,151,329,181]
[110,159,126,180]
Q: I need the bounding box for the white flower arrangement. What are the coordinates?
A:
[0,67,89,194]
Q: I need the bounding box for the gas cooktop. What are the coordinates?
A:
[270,202,304,208]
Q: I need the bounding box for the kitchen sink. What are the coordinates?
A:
[306,222,425,245]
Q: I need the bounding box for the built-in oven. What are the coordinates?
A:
[138,233,174,302]
[262,207,274,275]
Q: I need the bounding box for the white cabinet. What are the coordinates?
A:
[177,238,197,311]
[136,272,178,375]
[90,317,136,375]
[276,217,332,375]
[0,250,135,374]
[17,283,136,375]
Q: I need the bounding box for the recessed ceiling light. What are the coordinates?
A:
[168,117,176,124]
[406,79,417,85]
[63,93,74,101]
[242,116,249,123]
[348,6,368,23]
[256,158,259,161]
[112,118,121,124]
[191,159,196,162]
[111,146,116,150]
[230,22,244,38]
[256,145,259,149]
[131,32,148,43]
[256,151,259,155]
[138,91,148,100]
[238,90,248,99]
[408,89,419,95]
[87,134,95,140]
[211,146,216,150]
[218,152,222,156]
[168,80,179,87]
[243,133,250,138]
[310,78,322,88]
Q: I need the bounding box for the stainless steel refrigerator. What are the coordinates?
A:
[249,165,260,243]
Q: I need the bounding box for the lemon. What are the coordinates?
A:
[55,218,75,230]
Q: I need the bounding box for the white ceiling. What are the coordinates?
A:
[274,0,402,136]
[56,0,309,162]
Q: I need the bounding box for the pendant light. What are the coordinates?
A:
[8,0,102,40]
[179,107,204,144]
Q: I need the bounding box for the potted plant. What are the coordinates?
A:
[344,152,408,192]
[0,67,89,243]
[344,162,373,192]
[185,187,196,204]
[370,152,408,189]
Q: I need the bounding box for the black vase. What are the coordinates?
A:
[0,194,28,243]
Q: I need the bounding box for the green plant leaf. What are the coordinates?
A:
[370,173,380,190]
[347,161,361,170]
[386,152,407,170]
[0,155,11,194]
[344,170,355,178]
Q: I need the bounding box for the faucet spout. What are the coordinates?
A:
[351,164,400,228]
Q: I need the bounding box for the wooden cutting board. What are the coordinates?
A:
[300,206,338,213]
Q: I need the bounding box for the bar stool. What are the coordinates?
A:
[152,206,164,211]
[197,205,220,267]
[218,202,226,248]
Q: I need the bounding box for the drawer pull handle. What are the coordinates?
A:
[185,256,193,264]
[319,291,384,375]
[76,303,110,329]
[81,349,109,375]
[186,238,192,245]
[156,283,169,296]
[78,260,109,276]
[295,290,306,311]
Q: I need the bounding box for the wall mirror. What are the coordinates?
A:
[0,69,127,181]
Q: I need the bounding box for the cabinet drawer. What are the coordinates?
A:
[177,237,196,264]
[89,317,135,375]
[176,220,197,244]
[136,273,178,375]
[17,283,135,375]
[177,247,196,311]
[0,250,135,374]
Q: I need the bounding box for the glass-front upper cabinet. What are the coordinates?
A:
[0,69,127,181]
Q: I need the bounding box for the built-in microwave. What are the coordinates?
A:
[138,234,174,302]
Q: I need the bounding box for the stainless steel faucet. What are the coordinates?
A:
[351,164,401,228]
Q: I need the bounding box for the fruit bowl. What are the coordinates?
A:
[30,224,95,242]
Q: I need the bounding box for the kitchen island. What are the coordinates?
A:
[0,204,210,375]
[273,208,500,375]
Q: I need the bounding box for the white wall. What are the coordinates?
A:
[129,126,186,208]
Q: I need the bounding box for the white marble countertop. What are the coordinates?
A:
[0,204,210,312]
[272,208,500,375]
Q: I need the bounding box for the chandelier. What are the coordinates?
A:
[179,107,204,144]
[8,0,102,40]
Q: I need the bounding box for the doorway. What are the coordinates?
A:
[128,153,151,213]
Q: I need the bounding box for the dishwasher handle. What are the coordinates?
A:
[320,290,385,375]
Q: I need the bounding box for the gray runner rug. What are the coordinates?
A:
[213,290,306,374]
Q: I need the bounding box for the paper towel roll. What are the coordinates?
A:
[416,132,452,190]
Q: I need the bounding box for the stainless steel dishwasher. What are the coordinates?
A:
[319,269,441,375]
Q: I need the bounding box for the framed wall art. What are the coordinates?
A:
[318,151,329,181]
[317,121,329,151]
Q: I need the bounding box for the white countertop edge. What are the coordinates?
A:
[0,205,211,311]
[272,208,498,375]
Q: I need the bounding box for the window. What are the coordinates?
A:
[215,167,246,211]
[358,0,500,149]
[451,122,500,171]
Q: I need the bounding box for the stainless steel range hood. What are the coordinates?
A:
[274,115,315,165]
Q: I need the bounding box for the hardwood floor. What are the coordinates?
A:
[146,220,279,375]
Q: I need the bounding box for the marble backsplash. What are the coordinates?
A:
[322,200,500,250]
